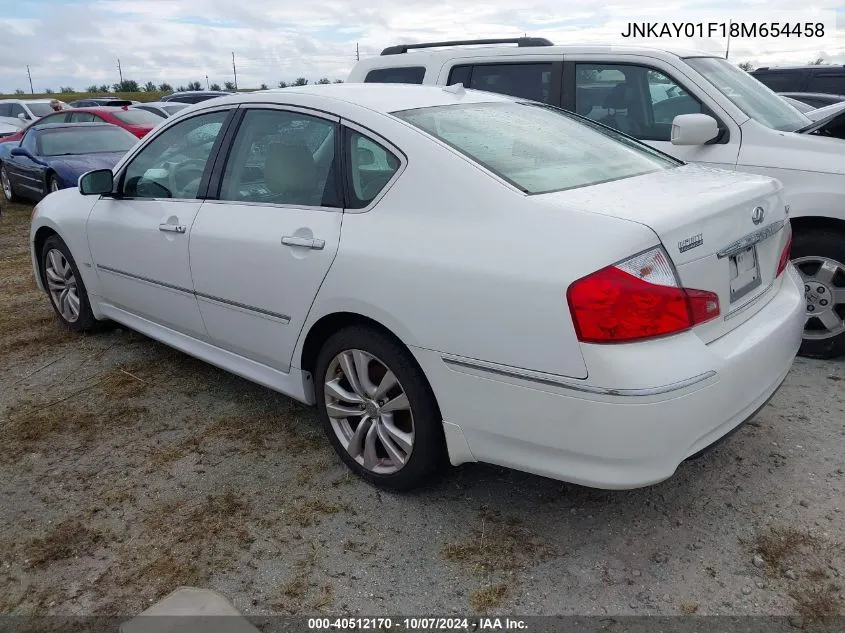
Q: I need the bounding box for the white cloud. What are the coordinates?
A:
[0,0,842,92]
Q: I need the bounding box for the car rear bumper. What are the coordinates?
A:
[413,265,805,489]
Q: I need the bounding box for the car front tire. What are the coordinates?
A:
[1,164,19,203]
[40,235,99,333]
[314,326,447,491]
[791,228,845,359]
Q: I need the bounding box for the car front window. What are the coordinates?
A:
[393,101,679,194]
[686,57,811,132]
[113,109,164,125]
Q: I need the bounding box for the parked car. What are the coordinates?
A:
[0,99,68,128]
[1,122,137,202]
[67,98,135,108]
[132,102,190,118]
[752,65,845,95]
[29,85,803,491]
[0,121,19,138]
[804,100,845,123]
[0,105,162,139]
[779,95,816,113]
[776,92,845,109]
[348,38,845,359]
[159,90,232,104]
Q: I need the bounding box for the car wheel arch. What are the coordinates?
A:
[789,214,845,237]
[298,311,441,413]
[33,225,61,280]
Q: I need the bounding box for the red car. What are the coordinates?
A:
[0,106,161,144]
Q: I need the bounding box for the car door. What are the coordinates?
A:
[5,129,44,197]
[86,107,235,338]
[565,58,741,170]
[188,105,344,372]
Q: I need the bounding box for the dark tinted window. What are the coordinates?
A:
[364,67,426,84]
[345,129,400,209]
[0,104,9,117]
[752,71,803,92]
[806,73,845,95]
[113,109,163,125]
[9,104,27,118]
[447,65,472,87]
[467,63,552,103]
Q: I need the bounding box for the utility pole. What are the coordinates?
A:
[232,52,238,90]
[356,42,359,61]
[206,75,210,89]
[117,58,123,84]
[27,65,34,94]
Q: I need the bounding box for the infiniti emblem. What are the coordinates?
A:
[751,206,765,225]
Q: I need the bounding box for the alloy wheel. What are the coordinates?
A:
[793,255,845,340]
[1,167,12,200]
[44,248,81,323]
[324,349,414,475]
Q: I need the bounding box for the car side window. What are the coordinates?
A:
[218,109,339,207]
[122,110,229,200]
[39,113,70,125]
[345,129,400,209]
[575,64,703,141]
[0,104,9,117]
[453,63,552,103]
[806,73,845,94]
[364,67,425,84]
[21,131,38,153]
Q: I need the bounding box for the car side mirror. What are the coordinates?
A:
[17,113,30,121]
[10,147,45,164]
[670,113,719,145]
[79,169,114,195]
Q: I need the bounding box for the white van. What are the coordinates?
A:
[348,38,845,359]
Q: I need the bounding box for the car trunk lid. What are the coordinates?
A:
[536,164,791,343]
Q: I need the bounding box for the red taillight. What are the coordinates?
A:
[567,247,720,343]
[776,221,793,276]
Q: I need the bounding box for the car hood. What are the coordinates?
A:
[742,120,845,176]
[47,151,125,173]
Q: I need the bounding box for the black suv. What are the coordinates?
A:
[751,65,845,95]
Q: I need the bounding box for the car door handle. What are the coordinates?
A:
[281,236,325,250]
[159,223,186,234]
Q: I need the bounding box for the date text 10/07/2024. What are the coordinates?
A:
[307,617,529,630]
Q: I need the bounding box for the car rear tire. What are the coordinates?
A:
[1,164,20,203]
[40,235,99,333]
[314,326,447,491]
[48,174,60,194]
[791,228,845,359]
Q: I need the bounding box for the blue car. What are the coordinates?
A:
[1,122,137,203]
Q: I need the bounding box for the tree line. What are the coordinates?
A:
[11,77,345,95]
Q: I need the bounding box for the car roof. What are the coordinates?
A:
[778,91,845,99]
[207,83,518,115]
[0,98,55,104]
[32,122,117,131]
[350,42,719,73]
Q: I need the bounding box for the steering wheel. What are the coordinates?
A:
[167,158,207,198]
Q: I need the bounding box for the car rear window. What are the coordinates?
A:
[365,67,426,84]
[112,109,162,125]
[393,102,678,194]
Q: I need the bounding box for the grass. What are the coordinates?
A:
[469,585,508,612]
[24,519,104,568]
[680,601,699,615]
[752,527,820,575]
[789,583,843,622]
[287,499,350,528]
[441,507,553,574]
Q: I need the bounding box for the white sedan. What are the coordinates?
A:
[29,84,805,490]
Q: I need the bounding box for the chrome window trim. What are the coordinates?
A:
[341,119,408,214]
[200,199,341,214]
[441,353,717,397]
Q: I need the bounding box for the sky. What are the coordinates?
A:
[0,0,843,93]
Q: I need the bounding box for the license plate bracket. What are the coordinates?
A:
[729,245,761,302]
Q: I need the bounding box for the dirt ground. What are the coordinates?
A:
[1,200,843,622]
